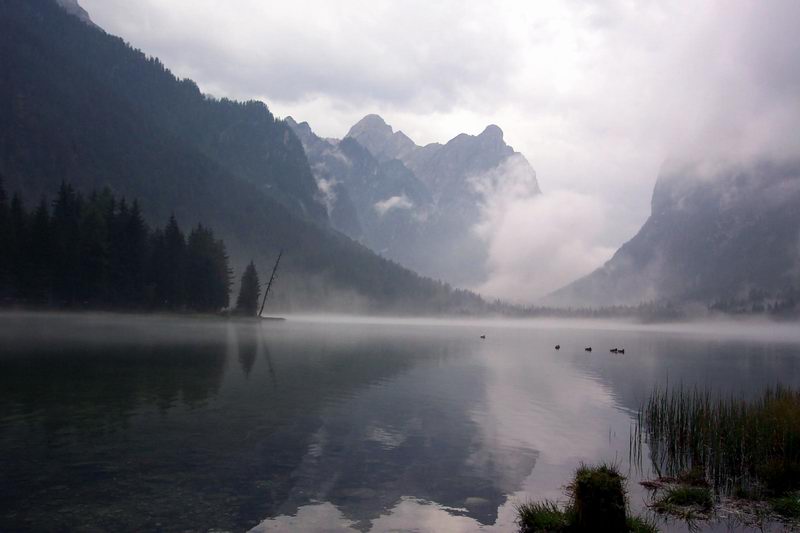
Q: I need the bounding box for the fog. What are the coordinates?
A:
[5,311,800,346]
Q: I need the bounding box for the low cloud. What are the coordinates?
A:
[312,171,339,215]
[468,155,612,303]
[374,195,413,216]
[474,189,615,303]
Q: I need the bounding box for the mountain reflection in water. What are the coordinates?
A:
[1,313,799,532]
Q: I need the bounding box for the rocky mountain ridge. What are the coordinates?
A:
[289,114,540,286]
[550,159,800,307]
[55,0,94,25]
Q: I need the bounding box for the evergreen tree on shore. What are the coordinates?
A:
[186,224,231,313]
[0,177,10,297]
[0,182,235,313]
[236,262,261,316]
[152,215,187,310]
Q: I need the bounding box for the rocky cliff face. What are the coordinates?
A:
[550,159,800,306]
[290,115,541,287]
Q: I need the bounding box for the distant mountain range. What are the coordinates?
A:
[551,159,800,309]
[287,115,540,286]
[0,0,491,314]
[8,0,800,315]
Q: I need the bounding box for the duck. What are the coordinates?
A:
[618,348,625,354]
[480,335,486,339]
[555,344,561,350]
[585,347,592,352]
[610,348,619,353]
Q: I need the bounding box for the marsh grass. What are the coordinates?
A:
[627,515,659,533]
[516,501,570,531]
[635,385,800,496]
[771,492,800,519]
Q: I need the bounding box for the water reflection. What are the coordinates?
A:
[0,313,798,532]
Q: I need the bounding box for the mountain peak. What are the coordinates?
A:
[355,113,390,129]
[480,124,503,140]
[346,114,393,141]
[54,0,95,26]
[284,116,316,146]
[346,114,418,162]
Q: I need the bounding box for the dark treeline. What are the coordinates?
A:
[0,179,233,312]
[515,296,800,322]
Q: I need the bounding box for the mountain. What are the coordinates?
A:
[0,0,491,314]
[345,114,418,162]
[551,159,800,307]
[290,115,540,286]
[287,117,434,269]
[54,0,93,25]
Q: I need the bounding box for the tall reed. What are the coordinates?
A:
[635,385,800,494]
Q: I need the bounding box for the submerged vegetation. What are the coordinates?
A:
[634,385,800,527]
[517,463,657,532]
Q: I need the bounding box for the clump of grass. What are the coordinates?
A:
[654,485,713,512]
[517,463,657,532]
[635,385,800,495]
[570,463,628,531]
[627,515,659,533]
[516,501,569,532]
[771,492,800,519]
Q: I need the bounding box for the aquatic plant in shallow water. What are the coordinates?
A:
[516,462,657,532]
[635,385,800,496]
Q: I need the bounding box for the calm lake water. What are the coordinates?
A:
[1,312,799,532]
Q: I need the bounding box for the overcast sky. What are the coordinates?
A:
[80,0,800,301]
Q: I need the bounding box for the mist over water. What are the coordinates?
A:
[1,312,798,531]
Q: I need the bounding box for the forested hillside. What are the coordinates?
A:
[0,0,488,314]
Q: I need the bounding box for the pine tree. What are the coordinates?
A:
[0,181,234,313]
[26,198,52,302]
[8,194,26,299]
[154,214,187,309]
[124,200,148,306]
[236,261,261,316]
[186,224,231,313]
[110,198,148,307]
[211,234,232,311]
[0,176,9,296]
[78,192,111,305]
[51,182,82,305]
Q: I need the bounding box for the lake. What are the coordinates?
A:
[1,312,799,532]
